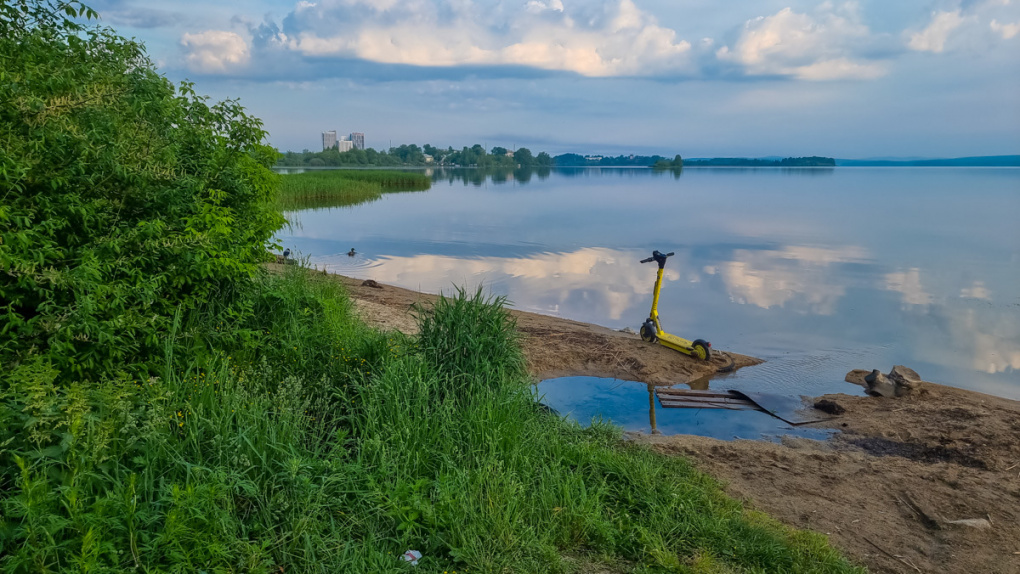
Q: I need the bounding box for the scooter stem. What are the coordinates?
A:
[642,250,673,330]
[649,267,664,329]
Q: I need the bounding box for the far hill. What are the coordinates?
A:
[835,155,1020,167]
[684,156,835,167]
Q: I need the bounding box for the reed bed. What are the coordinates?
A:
[278,170,432,210]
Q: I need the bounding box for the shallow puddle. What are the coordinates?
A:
[535,376,835,442]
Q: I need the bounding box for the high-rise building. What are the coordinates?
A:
[337,139,353,152]
[322,130,337,151]
[350,132,365,150]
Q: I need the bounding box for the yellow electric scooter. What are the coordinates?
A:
[639,250,712,360]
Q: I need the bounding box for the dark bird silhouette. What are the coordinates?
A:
[283,248,291,259]
[348,248,356,257]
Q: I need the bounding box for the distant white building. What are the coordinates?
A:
[322,130,338,151]
[423,154,434,163]
[350,132,365,150]
[322,130,365,152]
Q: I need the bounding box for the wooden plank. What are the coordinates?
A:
[655,388,840,424]
[658,396,755,407]
[658,400,758,411]
[655,389,741,398]
[656,388,760,411]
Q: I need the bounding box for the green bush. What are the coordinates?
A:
[0,0,284,380]
[413,286,526,397]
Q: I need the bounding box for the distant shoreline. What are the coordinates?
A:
[273,163,1019,172]
[834,155,1019,167]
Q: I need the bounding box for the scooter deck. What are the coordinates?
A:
[656,331,694,352]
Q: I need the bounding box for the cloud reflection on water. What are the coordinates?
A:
[335,247,677,321]
[884,267,933,306]
[708,245,869,315]
[315,239,1017,390]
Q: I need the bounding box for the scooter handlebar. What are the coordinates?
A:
[641,250,675,265]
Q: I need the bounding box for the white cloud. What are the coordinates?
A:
[907,10,965,52]
[960,281,992,300]
[905,1,1020,52]
[279,0,694,77]
[990,18,1020,38]
[181,30,250,72]
[716,5,887,80]
[885,268,933,306]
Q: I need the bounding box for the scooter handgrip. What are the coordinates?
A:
[665,252,675,257]
[640,257,654,263]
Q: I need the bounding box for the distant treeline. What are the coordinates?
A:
[684,156,836,167]
[277,144,553,168]
[552,153,670,166]
[277,145,843,169]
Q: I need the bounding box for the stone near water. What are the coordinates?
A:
[864,369,897,397]
[889,365,921,383]
[889,365,922,396]
[848,366,926,398]
[361,279,383,289]
[845,369,870,387]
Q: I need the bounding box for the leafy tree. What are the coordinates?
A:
[535,151,553,167]
[491,146,508,157]
[514,147,534,166]
[389,144,424,164]
[0,0,285,380]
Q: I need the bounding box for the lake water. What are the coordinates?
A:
[278,167,1019,436]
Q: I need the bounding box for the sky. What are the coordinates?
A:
[87,0,1020,158]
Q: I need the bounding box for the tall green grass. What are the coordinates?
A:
[0,267,864,573]
[278,170,431,210]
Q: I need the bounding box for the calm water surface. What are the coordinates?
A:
[278,167,1019,435]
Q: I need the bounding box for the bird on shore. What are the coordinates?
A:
[348,248,356,257]
[283,248,291,260]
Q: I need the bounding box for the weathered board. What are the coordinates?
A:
[655,388,837,426]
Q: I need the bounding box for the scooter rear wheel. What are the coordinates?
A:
[640,321,658,343]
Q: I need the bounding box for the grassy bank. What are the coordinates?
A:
[1,266,864,573]
[278,170,432,210]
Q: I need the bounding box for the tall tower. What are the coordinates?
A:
[322,130,337,151]
[350,132,365,150]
